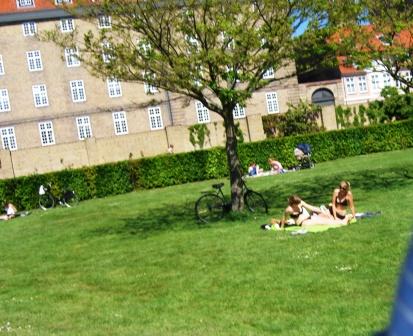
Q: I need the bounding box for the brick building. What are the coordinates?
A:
[0,0,303,178]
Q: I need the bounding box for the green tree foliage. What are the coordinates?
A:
[188,124,211,150]
[263,100,324,137]
[336,87,413,128]
[331,0,413,91]
[44,0,328,211]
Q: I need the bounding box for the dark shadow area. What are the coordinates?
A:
[259,165,413,212]
[88,165,413,239]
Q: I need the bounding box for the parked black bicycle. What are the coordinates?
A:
[38,183,79,210]
[195,178,268,223]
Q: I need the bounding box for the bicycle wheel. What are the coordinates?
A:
[195,194,225,223]
[62,190,79,208]
[244,190,268,214]
[39,193,54,210]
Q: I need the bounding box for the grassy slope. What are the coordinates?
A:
[1,149,413,335]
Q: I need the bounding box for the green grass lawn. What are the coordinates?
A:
[1,148,413,335]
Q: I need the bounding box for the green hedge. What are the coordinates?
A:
[1,119,413,210]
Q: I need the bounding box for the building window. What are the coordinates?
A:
[358,76,368,93]
[17,0,35,8]
[32,84,49,107]
[1,127,17,151]
[98,15,112,29]
[371,74,380,90]
[26,50,43,72]
[345,77,356,94]
[0,89,11,112]
[76,116,92,140]
[22,22,37,36]
[148,106,163,130]
[55,0,72,4]
[143,71,158,93]
[266,92,279,114]
[107,78,122,97]
[233,103,246,119]
[112,111,128,135]
[38,121,55,146]
[383,73,392,87]
[101,41,112,63]
[0,55,4,75]
[60,18,75,33]
[70,80,86,102]
[262,67,275,79]
[64,47,80,67]
[195,101,210,123]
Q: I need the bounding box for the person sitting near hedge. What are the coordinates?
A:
[248,162,263,176]
[0,202,17,221]
[268,157,285,174]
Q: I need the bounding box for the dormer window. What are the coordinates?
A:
[55,0,73,4]
[17,0,35,8]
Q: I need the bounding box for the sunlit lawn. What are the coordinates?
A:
[1,148,413,335]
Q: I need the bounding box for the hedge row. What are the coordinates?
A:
[1,119,413,210]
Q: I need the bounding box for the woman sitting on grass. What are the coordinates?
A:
[329,181,356,222]
[279,195,348,229]
[0,202,17,221]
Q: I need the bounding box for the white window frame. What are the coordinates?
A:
[60,18,75,33]
[358,76,368,93]
[148,106,164,130]
[233,103,246,119]
[38,121,55,146]
[70,80,86,102]
[0,89,11,112]
[64,47,80,67]
[345,77,356,94]
[112,111,128,135]
[143,71,158,93]
[26,50,43,72]
[382,73,392,87]
[22,22,37,36]
[32,84,49,107]
[266,92,279,114]
[371,74,381,90]
[17,0,35,8]
[262,67,275,79]
[195,101,210,123]
[1,127,17,151]
[55,0,72,4]
[107,78,122,98]
[76,116,92,140]
[98,15,112,29]
[0,55,4,75]
[101,41,112,63]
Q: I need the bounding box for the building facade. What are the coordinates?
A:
[0,0,302,178]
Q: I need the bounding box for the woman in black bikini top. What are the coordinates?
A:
[330,181,355,220]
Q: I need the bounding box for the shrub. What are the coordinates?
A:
[1,119,412,210]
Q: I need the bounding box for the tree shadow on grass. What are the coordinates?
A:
[259,165,413,212]
[89,166,413,239]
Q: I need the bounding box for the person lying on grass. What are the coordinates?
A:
[329,180,356,223]
[279,195,348,229]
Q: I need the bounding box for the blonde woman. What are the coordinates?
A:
[329,181,356,221]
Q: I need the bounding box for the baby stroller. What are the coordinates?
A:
[294,143,314,170]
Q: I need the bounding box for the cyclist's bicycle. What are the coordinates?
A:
[38,183,79,210]
[195,179,268,223]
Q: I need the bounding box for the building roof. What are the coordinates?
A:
[0,0,56,14]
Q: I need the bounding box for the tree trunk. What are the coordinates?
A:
[223,107,244,211]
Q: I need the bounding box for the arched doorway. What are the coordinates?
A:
[311,88,337,130]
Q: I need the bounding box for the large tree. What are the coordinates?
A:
[333,0,413,92]
[47,0,325,211]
